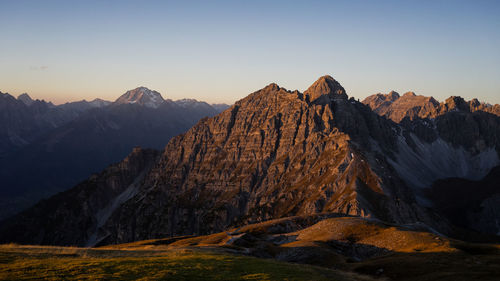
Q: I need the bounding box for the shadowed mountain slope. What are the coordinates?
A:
[1,76,499,246]
[0,92,104,156]
[0,88,221,220]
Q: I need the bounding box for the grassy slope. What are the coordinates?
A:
[0,245,374,281]
[118,216,500,281]
[2,216,499,280]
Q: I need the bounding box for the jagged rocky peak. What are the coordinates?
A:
[304,75,348,103]
[263,83,280,92]
[444,96,469,111]
[18,93,34,106]
[400,91,440,106]
[5,75,500,246]
[361,91,399,110]
[114,86,165,108]
[469,98,481,109]
[251,82,295,99]
[362,90,444,122]
[386,90,400,101]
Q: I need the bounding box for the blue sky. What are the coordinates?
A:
[1,0,499,104]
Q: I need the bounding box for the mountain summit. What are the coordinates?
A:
[363,90,500,122]
[304,75,348,103]
[114,87,165,108]
[17,93,34,106]
[1,75,499,247]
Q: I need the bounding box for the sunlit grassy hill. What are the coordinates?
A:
[0,245,373,281]
[1,215,500,281]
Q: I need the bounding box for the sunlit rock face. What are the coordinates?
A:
[364,90,500,188]
[365,90,500,236]
[2,75,500,246]
[363,91,500,122]
[304,75,348,103]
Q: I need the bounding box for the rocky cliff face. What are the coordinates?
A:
[2,76,499,246]
[363,91,440,122]
[363,91,500,122]
[97,76,437,245]
[363,91,500,186]
[0,148,159,246]
[364,91,500,235]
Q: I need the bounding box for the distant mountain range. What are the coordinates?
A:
[1,75,498,247]
[362,90,500,122]
[0,92,108,157]
[0,88,229,219]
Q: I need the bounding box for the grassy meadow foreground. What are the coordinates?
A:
[0,244,373,281]
[1,216,500,280]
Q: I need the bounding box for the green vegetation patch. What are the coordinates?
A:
[0,246,363,281]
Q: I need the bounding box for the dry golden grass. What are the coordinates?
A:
[0,244,376,281]
[2,216,499,280]
[293,217,455,253]
[146,216,500,281]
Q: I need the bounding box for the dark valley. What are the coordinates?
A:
[0,87,228,219]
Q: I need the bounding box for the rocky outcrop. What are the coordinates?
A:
[362,91,440,122]
[363,91,500,122]
[98,78,432,245]
[364,91,500,233]
[0,148,159,246]
[363,91,500,166]
[2,76,499,246]
[304,75,348,103]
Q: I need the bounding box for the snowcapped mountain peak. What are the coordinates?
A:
[114,87,165,108]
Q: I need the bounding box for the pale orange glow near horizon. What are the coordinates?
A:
[1,1,499,105]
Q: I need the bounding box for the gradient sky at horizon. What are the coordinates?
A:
[1,0,499,104]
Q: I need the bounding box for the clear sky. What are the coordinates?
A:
[1,0,499,104]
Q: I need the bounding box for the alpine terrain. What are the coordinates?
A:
[0,87,227,219]
[1,75,499,250]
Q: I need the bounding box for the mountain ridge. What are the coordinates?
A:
[0,88,227,220]
[1,75,499,247]
[363,91,500,122]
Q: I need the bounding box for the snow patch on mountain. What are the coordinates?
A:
[114,87,165,108]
